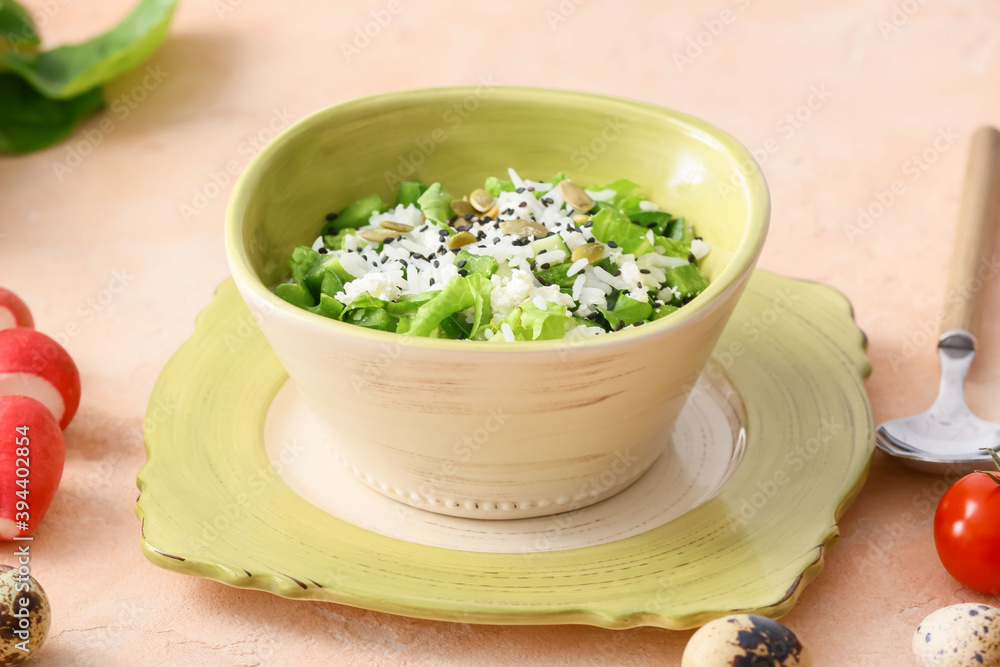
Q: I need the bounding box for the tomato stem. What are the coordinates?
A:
[976,448,1000,485]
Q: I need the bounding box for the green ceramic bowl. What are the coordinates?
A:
[225,87,769,519]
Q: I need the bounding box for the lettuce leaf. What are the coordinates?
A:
[396,180,428,207]
[406,275,474,336]
[590,178,640,209]
[498,300,570,341]
[484,176,515,197]
[465,273,493,338]
[324,194,386,233]
[590,207,653,256]
[386,291,439,316]
[288,246,319,290]
[612,294,652,326]
[416,182,453,225]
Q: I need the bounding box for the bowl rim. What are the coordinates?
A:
[225,85,770,352]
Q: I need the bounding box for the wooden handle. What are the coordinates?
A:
[941,127,1000,337]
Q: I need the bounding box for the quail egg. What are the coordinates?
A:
[913,603,1000,667]
[0,564,51,666]
[682,614,811,667]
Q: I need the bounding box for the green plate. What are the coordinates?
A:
[136,270,873,630]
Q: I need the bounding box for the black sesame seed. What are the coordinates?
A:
[325,212,338,221]
[637,281,643,288]
[516,187,526,194]
[634,321,645,327]
[458,270,468,277]
[518,201,528,208]
[646,222,657,229]
[464,213,474,221]
[492,237,501,245]
[318,247,329,255]
[640,269,651,274]
[608,241,618,248]
[429,278,435,286]
[541,197,553,205]
[540,263,550,270]
[380,256,389,264]
[544,231,555,238]
[400,259,408,267]
[584,221,593,227]
[688,252,696,263]
[433,260,440,268]
[482,216,492,223]
[457,260,467,268]
[614,269,622,277]
[450,247,460,254]
[694,236,702,241]
[505,208,515,215]
[448,215,458,224]
[477,231,487,240]
[527,186,535,192]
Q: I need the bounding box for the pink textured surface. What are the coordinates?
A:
[2,0,1000,664]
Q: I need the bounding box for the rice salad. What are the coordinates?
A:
[275,169,711,342]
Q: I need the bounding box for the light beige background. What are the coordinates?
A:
[2,0,999,664]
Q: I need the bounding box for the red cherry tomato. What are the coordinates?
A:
[934,455,1000,594]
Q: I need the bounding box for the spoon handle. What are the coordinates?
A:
[941,127,1000,340]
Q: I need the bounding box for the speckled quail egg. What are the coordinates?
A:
[682,614,812,667]
[913,603,1000,667]
[0,564,50,666]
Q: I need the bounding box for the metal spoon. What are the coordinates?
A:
[876,127,1000,474]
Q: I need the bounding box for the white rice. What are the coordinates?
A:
[592,266,628,291]
[534,250,567,266]
[566,258,588,277]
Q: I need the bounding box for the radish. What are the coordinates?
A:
[0,396,65,540]
[0,329,81,429]
[0,288,33,331]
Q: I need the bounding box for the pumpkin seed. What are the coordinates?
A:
[571,242,605,265]
[558,179,594,212]
[359,228,399,243]
[499,218,549,238]
[447,231,477,249]
[450,199,475,217]
[379,220,414,232]
[469,189,495,213]
[572,214,589,225]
